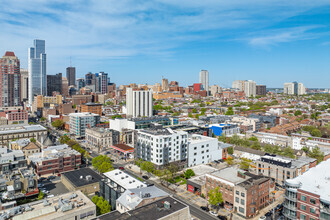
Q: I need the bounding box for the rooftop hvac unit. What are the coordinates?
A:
[164,201,171,209]
[86,175,92,181]
[80,176,83,179]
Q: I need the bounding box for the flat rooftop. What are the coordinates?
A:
[103,169,146,190]
[0,125,46,135]
[186,164,218,177]
[286,159,330,204]
[1,190,95,220]
[62,168,103,188]
[207,167,248,186]
[98,196,188,220]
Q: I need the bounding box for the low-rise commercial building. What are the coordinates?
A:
[0,190,96,220]
[0,125,47,145]
[61,168,102,195]
[85,128,119,149]
[0,148,27,174]
[28,144,81,176]
[10,139,41,157]
[247,131,290,147]
[284,159,330,220]
[209,123,240,137]
[81,102,103,116]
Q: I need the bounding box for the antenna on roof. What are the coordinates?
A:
[70,56,72,67]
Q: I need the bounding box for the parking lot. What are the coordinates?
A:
[38,179,69,197]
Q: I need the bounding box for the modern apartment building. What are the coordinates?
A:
[284,82,306,95]
[126,88,153,118]
[136,128,188,168]
[28,39,47,104]
[187,134,223,167]
[232,80,245,91]
[99,169,147,210]
[244,80,257,97]
[199,70,209,92]
[284,159,330,220]
[66,67,76,86]
[76,78,85,90]
[0,52,21,107]
[69,112,100,137]
[0,148,27,174]
[252,155,317,186]
[47,73,62,96]
[95,72,108,94]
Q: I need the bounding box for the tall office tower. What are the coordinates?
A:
[85,72,95,86]
[20,69,29,102]
[0,52,21,107]
[62,77,69,97]
[95,72,108,94]
[161,77,169,91]
[244,80,257,97]
[232,80,245,91]
[76,78,85,91]
[256,85,267,96]
[47,73,62,96]
[126,88,153,118]
[199,70,209,91]
[66,67,76,86]
[28,39,47,104]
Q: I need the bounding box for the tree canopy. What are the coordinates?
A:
[208,187,223,209]
[140,161,155,176]
[92,155,114,173]
[184,169,195,179]
[51,119,64,129]
[92,195,111,215]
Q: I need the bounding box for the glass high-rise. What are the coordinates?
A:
[28,39,47,104]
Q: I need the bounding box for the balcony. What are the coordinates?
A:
[284,195,297,202]
[283,203,297,211]
[283,212,297,220]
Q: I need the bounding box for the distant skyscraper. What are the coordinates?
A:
[95,72,108,94]
[126,88,153,118]
[28,39,46,104]
[62,77,69,97]
[232,80,245,91]
[161,78,169,91]
[47,73,62,96]
[85,72,95,86]
[66,67,76,86]
[20,69,28,102]
[199,70,209,92]
[76,78,85,91]
[0,52,21,107]
[284,82,305,95]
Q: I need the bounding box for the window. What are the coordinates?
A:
[310,207,316,214]
[241,199,245,205]
[301,195,307,201]
[239,207,244,213]
[236,191,239,195]
[301,204,306,211]
[300,214,306,220]
[235,197,239,202]
[310,198,316,204]
[194,147,197,150]
[241,192,245,197]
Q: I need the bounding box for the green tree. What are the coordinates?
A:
[311,129,322,137]
[30,137,36,143]
[227,147,234,155]
[92,195,111,215]
[208,187,223,210]
[226,157,234,166]
[239,158,251,170]
[40,117,46,122]
[281,147,295,159]
[308,147,324,163]
[192,108,197,113]
[140,161,155,176]
[167,163,179,180]
[38,191,45,200]
[59,135,70,144]
[294,110,302,116]
[225,107,234,115]
[51,119,64,129]
[251,141,261,150]
[248,136,258,142]
[184,169,195,179]
[92,155,113,173]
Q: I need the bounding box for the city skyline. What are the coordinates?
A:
[1,1,330,88]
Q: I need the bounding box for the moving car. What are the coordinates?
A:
[142,175,149,180]
[119,167,125,170]
[200,206,209,212]
[209,211,218,216]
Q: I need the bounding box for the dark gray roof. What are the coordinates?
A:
[62,168,102,187]
[97,197,187,220]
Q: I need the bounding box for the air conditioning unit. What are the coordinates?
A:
[86,175,92,181]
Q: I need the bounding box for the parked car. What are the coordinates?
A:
[119,167,125,170]
[200,206,209,212]
[47,194,54,198]
[37,183,44,187]
[209,211,218,216]
[39,177,47,182]
[142,175,149,180]
[217,215,227,220]
[259,216,266,220]
[48,175,56,180]
[265,211,273,217]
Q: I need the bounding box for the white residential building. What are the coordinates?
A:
[187,134,223,167]
[109,118,135,132]
[199,70,209,92]
[69,113,100,137]
[284,82,305,95]
[244,80,256,97]
[126,88,153,118]
[136,128,188,167]
[297,83,306,95]
[232,80,245,91]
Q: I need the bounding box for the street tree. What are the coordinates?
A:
[140,161,155,176]
[208,187,223,210]
[184,169,195,179]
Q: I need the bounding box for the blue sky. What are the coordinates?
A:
[1,0,330,88]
